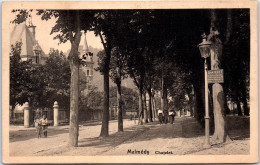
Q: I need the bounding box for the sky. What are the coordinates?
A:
[9,11,103,54]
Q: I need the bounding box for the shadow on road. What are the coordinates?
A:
[78,125,149,148]
[227,115,250,140]
[10,116,249,152]
[78,119,184,149]
[182,116,250,140]
[77,116,249,150]
[63,116,249,156]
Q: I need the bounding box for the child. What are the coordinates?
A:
[34,118,42,138]
[168,108,176,124]
[40,115,48,137]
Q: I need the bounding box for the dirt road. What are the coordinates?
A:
[9,119,138,156]
[9,116,249,156]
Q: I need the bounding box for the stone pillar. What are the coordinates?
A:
[53,101,59,126]
[114,106,117,119]
[23,102,30,128]
[109,107,112,120]
[177,110,180,117]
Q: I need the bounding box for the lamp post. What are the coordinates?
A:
[198,33,212,148]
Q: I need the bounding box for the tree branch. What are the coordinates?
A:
[130,68,140,89]
[225,9,232,44]
[98,31,107,53]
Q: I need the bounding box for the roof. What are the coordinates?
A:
[82,33,89,53]
[10,23,46,58]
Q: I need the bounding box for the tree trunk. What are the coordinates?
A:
[162,84,168,111]
[161,76,168,112]
[11,104,15,120]
[151,95,157,119]
[190,102,194,117]
[224,9,232,115]
[224,94,230,114]
[100,46,111,137]
[236,96,242,116]
[98,29,112,137]
[138,88,144,125]
[225,10,232,44]
[67,11,81,146]
[161,76,168,123]
[242,90,249,116]
[192,87,198,118]
[210,9,231,143]
[187,89,194,117]
[100,66,110,137]
[192,82,204,122]
[117,82,123,132]
[68,60,80,147]
[143,92,148,123]
[147,89,153,122]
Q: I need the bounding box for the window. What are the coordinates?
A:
[35,53,39,64]
[87,70,90,76]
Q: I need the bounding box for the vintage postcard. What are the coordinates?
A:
[2,1,258,164]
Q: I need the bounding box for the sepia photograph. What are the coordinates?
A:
[2,1,258,164]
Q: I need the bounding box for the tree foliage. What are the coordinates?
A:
[10,45,71,110]
[10,42,31,111]
[43,49,71,110]
[109,86,138,111]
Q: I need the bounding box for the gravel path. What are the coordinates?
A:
[10,119,138,156]
[9,116,250,156]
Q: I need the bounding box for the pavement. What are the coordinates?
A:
[9,116,250,156]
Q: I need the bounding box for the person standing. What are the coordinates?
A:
[168,107,176,124]
[40,115,48,137]
[157,109,163,125]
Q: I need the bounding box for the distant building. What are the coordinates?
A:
[79,33,94,95]
[10,20,47,64]
[10,20,48,120]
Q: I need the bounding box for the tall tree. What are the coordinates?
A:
[12,9,96,146]
[114,10,159,124]
[96,48,111,137]
[93,11,122,136]
[223,9,250,116]
[96,47,128,132]
[44,49,70,110]
[40,10,95,146]
[109,47,128,131]
[208,9,230,143]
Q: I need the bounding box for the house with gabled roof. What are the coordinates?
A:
[10,21,47,64]
[10,20,49,122]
